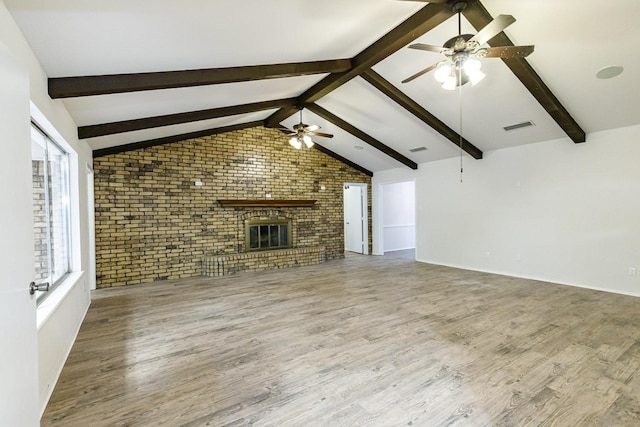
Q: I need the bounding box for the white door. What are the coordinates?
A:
[344,184,365,254]
[0,43,40,425]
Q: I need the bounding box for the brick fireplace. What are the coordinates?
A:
[202,204,325,277]
[92,126,371,288]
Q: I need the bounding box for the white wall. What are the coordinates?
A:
[0,0,92,416]
[415,125,640,296]
[382,181,415,252]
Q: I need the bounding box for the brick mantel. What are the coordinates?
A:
[217,199,316,208]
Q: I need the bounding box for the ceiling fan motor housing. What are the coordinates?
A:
[451,1,468,13]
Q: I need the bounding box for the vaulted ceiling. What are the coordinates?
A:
[6,0,639,175]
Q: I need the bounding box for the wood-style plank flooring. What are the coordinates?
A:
[42,251,640,426]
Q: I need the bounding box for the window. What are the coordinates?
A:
[31,123,71,301]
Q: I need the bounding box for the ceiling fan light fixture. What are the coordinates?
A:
[463,57,481,72]
[289,136,302,150]
[434,62,453,83]
[303,134,314,148]
[467,68,485,85]
[442,75,457,90]
[462,58,484,85]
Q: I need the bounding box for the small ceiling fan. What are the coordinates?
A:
[279,108,333,149]
[401,0,534,88]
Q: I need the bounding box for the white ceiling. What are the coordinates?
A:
[6,0,640,173]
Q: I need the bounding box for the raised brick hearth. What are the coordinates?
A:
[202,246,325,277]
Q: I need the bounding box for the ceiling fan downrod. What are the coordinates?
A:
[452,1,466,36]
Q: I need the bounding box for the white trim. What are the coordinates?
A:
[343,182,369,255]
[377,179,416,256]
[30,101,72,155]
[86,163,97,290]
[415,258,640,298]
[384,247,416,253]
[30,101,82,282]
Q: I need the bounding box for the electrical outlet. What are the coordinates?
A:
[629,267,637,277]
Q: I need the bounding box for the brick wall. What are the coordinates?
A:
[32,160,48,281]
[93,126,372,288]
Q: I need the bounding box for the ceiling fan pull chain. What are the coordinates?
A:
[458,64,464,183]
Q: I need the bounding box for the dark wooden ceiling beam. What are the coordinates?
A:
[264,3,455,128]
[306,103,418,170]
[361,69,483,160]
[79,98,296,139]
[276,126,373,176]
[463,2,586,143]
[92,121,264,157]
[49,59,352,98]
[312,144,373,177]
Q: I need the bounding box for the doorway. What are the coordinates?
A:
[380,180,415,253]
[343,183,368,254]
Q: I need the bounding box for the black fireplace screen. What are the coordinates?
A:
[245,219,292,251]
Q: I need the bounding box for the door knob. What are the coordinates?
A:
[29,281,50,295]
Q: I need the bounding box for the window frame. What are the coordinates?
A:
[31,121,72,302]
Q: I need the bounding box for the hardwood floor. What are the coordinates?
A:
[42,251,640,426]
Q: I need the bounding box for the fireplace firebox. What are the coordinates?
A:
[245,219,292,251]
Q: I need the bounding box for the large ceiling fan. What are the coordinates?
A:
[279,109,333,149]
[401,0,534,88]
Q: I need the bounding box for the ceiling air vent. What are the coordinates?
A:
[503,121,535,131]
[409,146,428,153]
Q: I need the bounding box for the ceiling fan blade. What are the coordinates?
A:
[408,43,446,54]
[469,14,516,46]
[305,124,320,132]
[481,45,534,59]
[276,126,294,135]
[308,131,334,139]
[402,62,440,84]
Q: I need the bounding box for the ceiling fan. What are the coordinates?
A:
[279,108,334,149]
[401,0,534,88]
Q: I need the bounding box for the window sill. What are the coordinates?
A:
[36,271,85,331]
